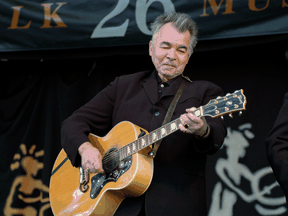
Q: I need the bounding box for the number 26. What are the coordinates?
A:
[91,0,175,38]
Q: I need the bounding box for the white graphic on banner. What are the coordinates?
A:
[209,123,287,216]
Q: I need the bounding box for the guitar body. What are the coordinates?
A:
[50,121,154,216]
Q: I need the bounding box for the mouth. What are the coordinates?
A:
[162,63,176,68]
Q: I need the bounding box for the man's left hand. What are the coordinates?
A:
[179,107,209,137]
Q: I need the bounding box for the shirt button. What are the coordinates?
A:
[155,111,160,116]
[160,84,164,88]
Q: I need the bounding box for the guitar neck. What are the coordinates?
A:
[118,89,247,161]
[119,107,203,161]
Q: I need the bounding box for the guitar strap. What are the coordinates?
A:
[149,79,189,158]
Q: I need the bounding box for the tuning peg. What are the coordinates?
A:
[229,113,233,118]
[239,111,242,116]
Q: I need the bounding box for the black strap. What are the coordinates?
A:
[149,80,188,158]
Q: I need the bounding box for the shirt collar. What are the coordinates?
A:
[155,71,180,87]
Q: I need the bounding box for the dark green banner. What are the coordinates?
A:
[0,0,288,52]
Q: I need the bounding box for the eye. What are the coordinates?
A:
[177,49,186,54]
[159,42,172,50]
[160,45,170,49]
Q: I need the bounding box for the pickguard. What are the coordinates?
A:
[90,155,132,199]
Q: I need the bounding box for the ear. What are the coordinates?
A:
[149,41,153,56]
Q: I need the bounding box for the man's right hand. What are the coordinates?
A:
[78,142,104,173]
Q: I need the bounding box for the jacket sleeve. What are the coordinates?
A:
[193,84,227,155]
[61,77,119,166]
[266,92,288,200]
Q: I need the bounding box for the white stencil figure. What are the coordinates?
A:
[209,123,287,216]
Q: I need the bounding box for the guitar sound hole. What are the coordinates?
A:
[102,148,120,173]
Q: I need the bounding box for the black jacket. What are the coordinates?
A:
[61,70,227,216]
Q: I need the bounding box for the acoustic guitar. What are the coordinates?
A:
[49,89,247,216]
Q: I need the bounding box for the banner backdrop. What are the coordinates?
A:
[0,0,288,52]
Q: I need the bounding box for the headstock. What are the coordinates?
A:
[201,89,247,118]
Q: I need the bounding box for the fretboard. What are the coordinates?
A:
[119,118,182,160]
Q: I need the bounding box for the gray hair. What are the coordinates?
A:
[150,12,198,53]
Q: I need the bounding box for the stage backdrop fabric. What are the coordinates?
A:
[1,42,288,215]
[0,0,288,52]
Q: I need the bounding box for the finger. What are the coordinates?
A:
[180,114,196,130]
[82,162,94,173]
[179,123,189,132]
[186,107,197,113]
[180,114,188,125]
[187,113,202,125]
[83,160,103,173]
[86,165,104,173]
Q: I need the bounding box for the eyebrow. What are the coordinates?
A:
[160,41,188,51]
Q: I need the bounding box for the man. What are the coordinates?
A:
[266,92,288,204]
[61,12,227,216]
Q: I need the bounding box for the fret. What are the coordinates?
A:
[147,133,152,146]
[122,148,125,159]
[124,146,128,157]
[134,139,140,151]
[132,142,137,153]
[119,148,123,160]
[170,121,177,132]
[161,126,167,138]
[136,139,140,151]
[127,145,131,155]
[152,132,157,142]
[145,135,148,146]
[141,137,146,148]
[165,123,170,134]
[156,129,160,141]
[121,147,126,159]
[130,142,134,154]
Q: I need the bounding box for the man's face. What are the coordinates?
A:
[149,22,192,82]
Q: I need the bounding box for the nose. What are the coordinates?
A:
[166,48,176,61]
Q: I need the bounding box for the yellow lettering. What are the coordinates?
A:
[283,0,288,7]
[9,6,31,29]
[248,0,269,11]
[40,2,67,28]
[201,0,235,17]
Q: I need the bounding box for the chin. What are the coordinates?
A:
[158,69,181,81]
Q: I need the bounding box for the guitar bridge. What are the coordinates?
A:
[90,155,132,199]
